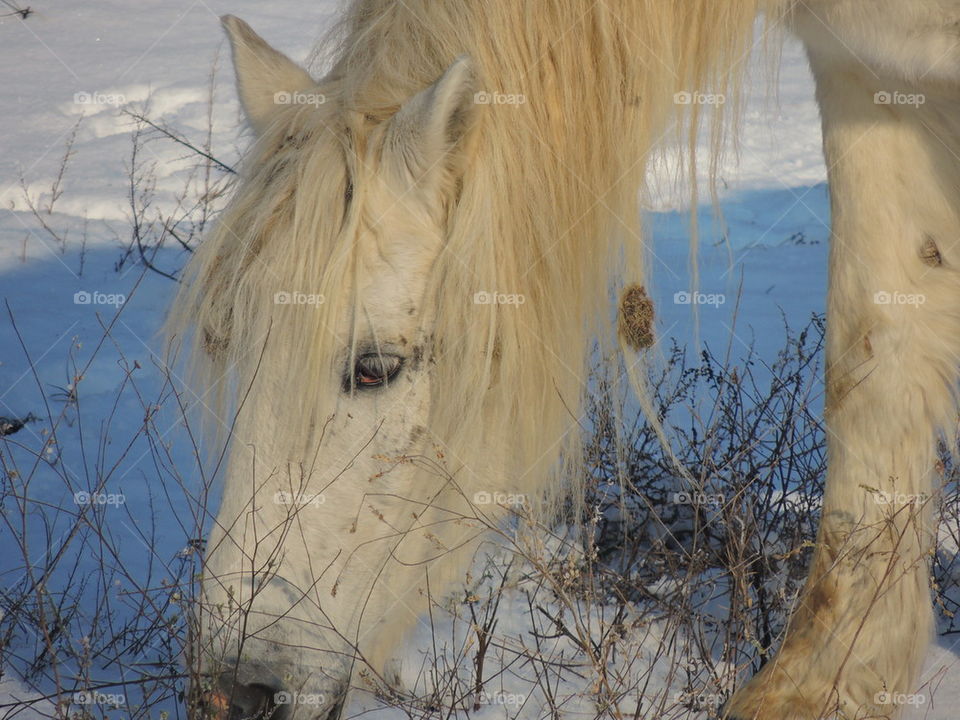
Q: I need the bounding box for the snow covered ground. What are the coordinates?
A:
[1,2,958,719]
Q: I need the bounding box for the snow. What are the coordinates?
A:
[0,3,957,719]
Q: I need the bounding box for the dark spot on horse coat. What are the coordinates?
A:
[618,284,655,350]
[920,235,942,266]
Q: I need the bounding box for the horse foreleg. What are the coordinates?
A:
[726,6,960,718]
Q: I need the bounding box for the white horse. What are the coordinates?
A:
[167,1,960,718]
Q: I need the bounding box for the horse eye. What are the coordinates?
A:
[348,354,403,391]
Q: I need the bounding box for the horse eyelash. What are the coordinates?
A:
[340,353,404,393]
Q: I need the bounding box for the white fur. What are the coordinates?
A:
[170,3,960,719]
[726,1,960,718]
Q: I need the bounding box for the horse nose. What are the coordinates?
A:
[196,678,285,720]
[192,659,347,720]
[224,682,281,720]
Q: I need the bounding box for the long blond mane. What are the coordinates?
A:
[168,0,781,522]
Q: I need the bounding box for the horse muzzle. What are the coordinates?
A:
[192,660,347,720]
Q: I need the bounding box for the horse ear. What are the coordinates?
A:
[221,15,317,135]
[385,56,478,188]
